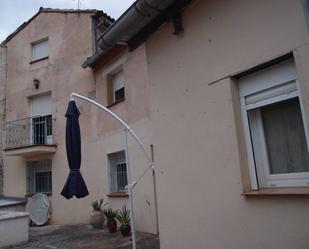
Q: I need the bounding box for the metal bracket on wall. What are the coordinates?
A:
[172,11,184,35]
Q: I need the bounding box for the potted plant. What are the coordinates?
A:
[90,198,107,229]
[103,208,118,233]
[116,205,131,237]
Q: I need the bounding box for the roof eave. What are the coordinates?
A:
[82,0,192,69]
[82,44,127,70]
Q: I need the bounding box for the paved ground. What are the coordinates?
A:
[3,224,159,249]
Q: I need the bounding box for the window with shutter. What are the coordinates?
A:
[31,39,48,61]
[30,94,53,145]
[107,70,125,106]
[239,59,309,189]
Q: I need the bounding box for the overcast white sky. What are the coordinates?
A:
[0,0,135,42]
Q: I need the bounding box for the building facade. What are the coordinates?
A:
[1,7,157,233]
[82,14,158,233]
[144,1,309,248]
[89,46,157,234]
[88,0,309,248]
[2,8,102,223]
[4,1,309,248]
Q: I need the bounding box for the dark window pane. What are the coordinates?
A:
[116,163,127,191]
[115,87,125,101]
[35,171,52,193]
[46,115,52,136]
[32,116,45,144]
[261,98,309,174]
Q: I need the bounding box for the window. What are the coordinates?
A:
[108,151,128,193]
[107,70,125,105]
[26,160,52,194]
[31,38,48,61]
[239,59,309,189]
[30,94,53,145]
[32,115,52,145]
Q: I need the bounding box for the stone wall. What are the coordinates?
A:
[0,45,6,194]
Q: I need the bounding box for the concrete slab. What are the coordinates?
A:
[0,196,27,212]
[0,211,29,247]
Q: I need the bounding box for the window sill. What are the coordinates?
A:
[243,187,309,196]
[107,98,125,108]
[29,56,49,64]
[25,192,52,197]
[107,192,128,198]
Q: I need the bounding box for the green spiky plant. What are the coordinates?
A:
[90,198,107,229]
[103,208,118,233]
[91,198,107,211]
[116,205,131,237]
[116,205,131,225]
[103,208,118,219]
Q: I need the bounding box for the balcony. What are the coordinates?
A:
[4,115,56,156]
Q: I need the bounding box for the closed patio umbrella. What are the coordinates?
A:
[61,100,89,199]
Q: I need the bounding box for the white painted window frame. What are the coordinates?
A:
[239,59,309,189]
[111,70,125,102]
[31,38,49,61]
[107,150,128,193]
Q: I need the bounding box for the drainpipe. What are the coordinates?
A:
[151,144,160,236]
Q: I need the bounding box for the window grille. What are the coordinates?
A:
[108,151,128,192]
[32,115,52,145]
[26,160,52,194]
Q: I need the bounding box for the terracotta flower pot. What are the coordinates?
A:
[90,210,105,229]
[107,218,117,233]
[120,224,131,237]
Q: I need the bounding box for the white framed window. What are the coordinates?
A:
[31,38,48,61]
[108,151,128,193]
[239,59,309,189]
[26,160,52,194]
[111,70,125,103]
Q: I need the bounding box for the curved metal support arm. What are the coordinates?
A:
[70,92,159,248]
[70,92,153,165]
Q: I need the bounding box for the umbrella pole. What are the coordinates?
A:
[70,92,157,249]
[124,128,137,249]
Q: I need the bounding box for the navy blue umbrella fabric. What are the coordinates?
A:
[61,100,89,199]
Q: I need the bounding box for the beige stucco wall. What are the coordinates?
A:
[0,45,6,194]
[145,0,309,248]
[3,11,96,221]
[89,45,156,234]
[3,11,156,234]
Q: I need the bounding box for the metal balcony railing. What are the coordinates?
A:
[5,115,53,149]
